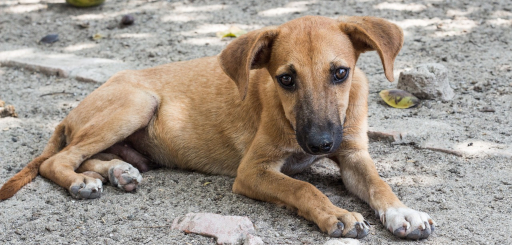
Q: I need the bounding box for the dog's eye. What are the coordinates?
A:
[334,68,349,83]
[277,75,295,89]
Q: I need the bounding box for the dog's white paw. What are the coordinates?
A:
[379,207,435,240]
[108,162,142,192]
[69,176,103,199]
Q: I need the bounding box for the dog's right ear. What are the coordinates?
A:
[218,27,279,100]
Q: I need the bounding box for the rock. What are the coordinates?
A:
[244,234,264,245]
[367,127,411,143]
[397,63,454,101]
[0,100,18,118]
[0,46,136,83]
[171,213,255,245]
[323,238,361,245]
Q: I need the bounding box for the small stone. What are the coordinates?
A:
[398,63,454,101]
[324,238,361,245]
[479,107,495,112]
[172,213,255,245]
[121,15,135,26]
[39,34,59,44]
[0,104,18,118]
[244,234,264,245]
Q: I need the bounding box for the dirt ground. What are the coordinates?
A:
[1,0,511,244]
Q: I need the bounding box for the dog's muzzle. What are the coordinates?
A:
[296,126,343,155]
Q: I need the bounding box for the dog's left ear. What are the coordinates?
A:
[338,16,404,82]
[218,27,279,100]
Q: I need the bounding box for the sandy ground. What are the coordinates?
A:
[1,0,512,244]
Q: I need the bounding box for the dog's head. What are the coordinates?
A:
[219,16,403,155]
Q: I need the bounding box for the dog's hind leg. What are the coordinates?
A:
[102,142,157,173]
[77,153,142,192]
[39,84,159,199]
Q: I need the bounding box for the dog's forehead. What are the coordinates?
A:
[273,17,356,71]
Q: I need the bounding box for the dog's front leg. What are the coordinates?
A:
[332,149,435,239]
[233,138,370,238]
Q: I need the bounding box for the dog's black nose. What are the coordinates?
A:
[307,134,334,154]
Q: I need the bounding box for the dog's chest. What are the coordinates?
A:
[280,153,321,175]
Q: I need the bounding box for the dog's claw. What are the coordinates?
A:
[108,162,142,192]
[337,221,345,231]
[331,220,370,239]
[329,222,344,237]
[364,220,371,227]
[340,221,370,239]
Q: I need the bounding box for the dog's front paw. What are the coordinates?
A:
[69,175,103,199]
[325,211,370,239]
[108,161,142,192]
[379,207,435,240]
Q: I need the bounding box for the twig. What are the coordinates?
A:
[413,145,464,157]
[40,91,75,97]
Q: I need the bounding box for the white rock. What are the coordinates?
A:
[172,213,255,245]
[397,63,454,101]
[323,238,361,245]
[0,46,135,84]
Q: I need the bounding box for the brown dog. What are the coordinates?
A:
[0,16,435,239]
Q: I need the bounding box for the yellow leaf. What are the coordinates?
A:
[92,33,103,41]
[216,26,247,39]
[66,0,105,7]
[379,89,419,109]
[203,182,211,186]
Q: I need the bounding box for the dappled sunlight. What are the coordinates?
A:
[161,14,207,23]
[384,175,439,187]
[373,2,427,12]
[454,141,512,158]
[72,10,134,21]
[446,7,478,17]
[63,43,98,52]
[72,13,111,21]
[4,3,46,13]
[113,33,154,39]
[258,1,313,17]
[492,10,512,18]
[432,17,477,37]
[393,17,477,38]
[180,24,235,35]
[0,48,34,59]
[0,117,21,130]
[1,0,46,5]
[180,23,262,36]
[392,18,438,29]
[183,37,224,46]
[488,18,512,27]
[173,4,228,13]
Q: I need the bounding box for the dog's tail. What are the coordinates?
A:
[0,124,66,200]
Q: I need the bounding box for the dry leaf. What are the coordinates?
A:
[216,26,247,39]
[379,89,419,109]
